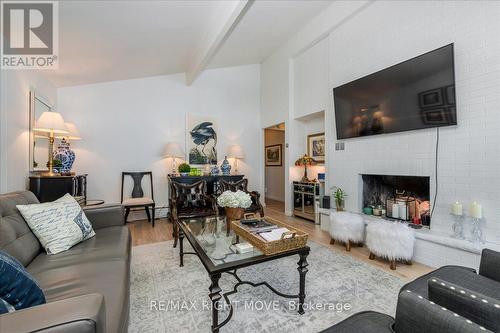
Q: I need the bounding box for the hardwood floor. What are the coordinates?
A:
[128,199,433,281]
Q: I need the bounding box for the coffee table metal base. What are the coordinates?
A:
[178,231,309,332]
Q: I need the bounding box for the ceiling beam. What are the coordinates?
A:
[185,0,254,85]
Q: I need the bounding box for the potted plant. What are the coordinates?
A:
[47,159,63,173]
[178,163,191,176]
[331,186,347,211]
[217,190,252,234]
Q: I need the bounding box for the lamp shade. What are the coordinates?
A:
[55,122,82,140]
[34,111,68,134]
[164,142,184,158]
[226,145,245,159]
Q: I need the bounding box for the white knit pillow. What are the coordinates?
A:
[16,194,95,255]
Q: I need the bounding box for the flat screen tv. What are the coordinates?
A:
[333,44,456,139]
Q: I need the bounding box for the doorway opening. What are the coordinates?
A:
[264,123,285,213]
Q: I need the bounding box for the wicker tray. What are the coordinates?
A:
[231,215,308,255]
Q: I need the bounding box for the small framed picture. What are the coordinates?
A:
[307,132,325,164]
[265,144,282,166]
[420,108,449,125]
[418,88,444,108]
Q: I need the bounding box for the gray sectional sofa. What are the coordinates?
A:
[0,191,131,333]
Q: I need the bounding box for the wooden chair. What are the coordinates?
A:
[121,171,155,227]
[170,180,218,247]
[220,178,264,217]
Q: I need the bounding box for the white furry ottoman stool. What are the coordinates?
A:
[366,220,415,270]
[329,212,365,251]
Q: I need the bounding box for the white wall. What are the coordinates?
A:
[0,70,57,193]
[58,64,262,218]
[261,1,500,245]
[264,129,285,202]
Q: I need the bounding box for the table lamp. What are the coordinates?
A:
[295,154,317,182]
[226,145,245,174]
[34,111,68,174]
[164,142,185,175]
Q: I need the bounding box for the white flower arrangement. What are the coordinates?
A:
[217,190,252,209]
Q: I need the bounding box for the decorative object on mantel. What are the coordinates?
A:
[164,142,185,175]
[451,201,465,239]
[217,190,252,235]
[178,163,191,176]
[331,186,347,211]
[220,156,231,175]
[33,111,69,175]
[226,145,244,174]
[469,201,484,244]
[295,154,317,182]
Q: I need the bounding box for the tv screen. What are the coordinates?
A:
[333,44,456,139]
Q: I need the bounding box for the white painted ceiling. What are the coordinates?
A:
[41,0,332,87]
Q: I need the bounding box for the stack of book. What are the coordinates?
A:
[239,218,291,242]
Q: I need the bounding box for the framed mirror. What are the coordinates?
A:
[29,90,53,172]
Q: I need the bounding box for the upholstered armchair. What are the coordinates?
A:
[169,180,218,248]
[220,179,264,217]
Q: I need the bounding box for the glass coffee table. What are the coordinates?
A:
[177,215,310,333]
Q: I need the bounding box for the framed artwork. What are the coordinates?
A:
[265,144,282,166]
[418,88,444,108]
[420,108,449,125]
[186,114,218,165]
[308,132,325,164]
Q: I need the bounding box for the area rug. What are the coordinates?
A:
[129,240,404,333]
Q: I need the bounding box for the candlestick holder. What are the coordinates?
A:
[450,213,465,239]
[469,217,484,245]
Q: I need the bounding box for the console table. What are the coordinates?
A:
[29,174,87,203]
[167,174,244,195]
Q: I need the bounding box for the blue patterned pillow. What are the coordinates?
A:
[0,297,15,314]
[0,251,46,310]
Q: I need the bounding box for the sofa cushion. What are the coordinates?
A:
[16,194,96,255]
[27,226,130,274]
[28,227,131,333]
[428,277,500,332]
[32,260,129,333]
[401,265,500,301]
[479,249,500,283]
[0,191,42,266]
[320,311,395,333]
[0,250,46,311]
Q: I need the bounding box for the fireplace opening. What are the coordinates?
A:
[361,174,431,227]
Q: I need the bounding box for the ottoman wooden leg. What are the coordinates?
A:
[345,241,351,252]
[390,260,397,270]
[369,252,375,260]
[405,260,413,265]
[330,238,335,245]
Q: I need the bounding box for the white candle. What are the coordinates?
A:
[399,202,408,220]
[469,201,482,219]
[392,203,400,219]
[451,202,463,216]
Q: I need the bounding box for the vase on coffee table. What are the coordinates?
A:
[225,207,245,236]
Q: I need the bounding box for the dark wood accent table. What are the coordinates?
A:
[177,216,310,332]
[29,174,87,203]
